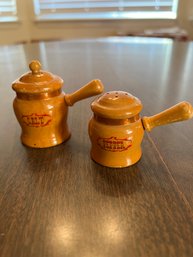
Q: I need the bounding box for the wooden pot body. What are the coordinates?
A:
[88,116,144,168]
[13,92,70,148]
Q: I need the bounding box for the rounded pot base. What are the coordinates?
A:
[21,133,71,148]
[90,148,142,168]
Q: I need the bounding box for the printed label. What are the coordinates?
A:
[22,113,52,127]
[97,136,132,152]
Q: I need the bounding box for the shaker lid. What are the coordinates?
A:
[91,91,143,119]
[12,60,63,94]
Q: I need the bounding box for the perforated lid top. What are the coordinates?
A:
[12,60,63,94]
[91,91,143,119]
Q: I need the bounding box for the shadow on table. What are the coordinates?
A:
[23,139,74,173]
[90,161,144,197]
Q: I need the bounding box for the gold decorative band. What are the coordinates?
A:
[94,114,140,125]
[16,89,62,100]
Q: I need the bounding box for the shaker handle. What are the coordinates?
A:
[64,79,104,106]
[142,101,193,132]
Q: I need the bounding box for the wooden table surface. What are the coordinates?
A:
[0,37,193,257]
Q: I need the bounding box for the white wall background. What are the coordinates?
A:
[0,0,193,45]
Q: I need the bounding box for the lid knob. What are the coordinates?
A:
[29,60,41,75]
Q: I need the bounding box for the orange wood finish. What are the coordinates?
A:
[142,101,193,131]
[89,92,193,167]
[12,60,104,148]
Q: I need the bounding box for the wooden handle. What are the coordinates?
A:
[142,101,193,132]
[64,79,104,106]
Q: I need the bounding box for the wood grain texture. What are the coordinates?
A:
[0,37,193,257]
